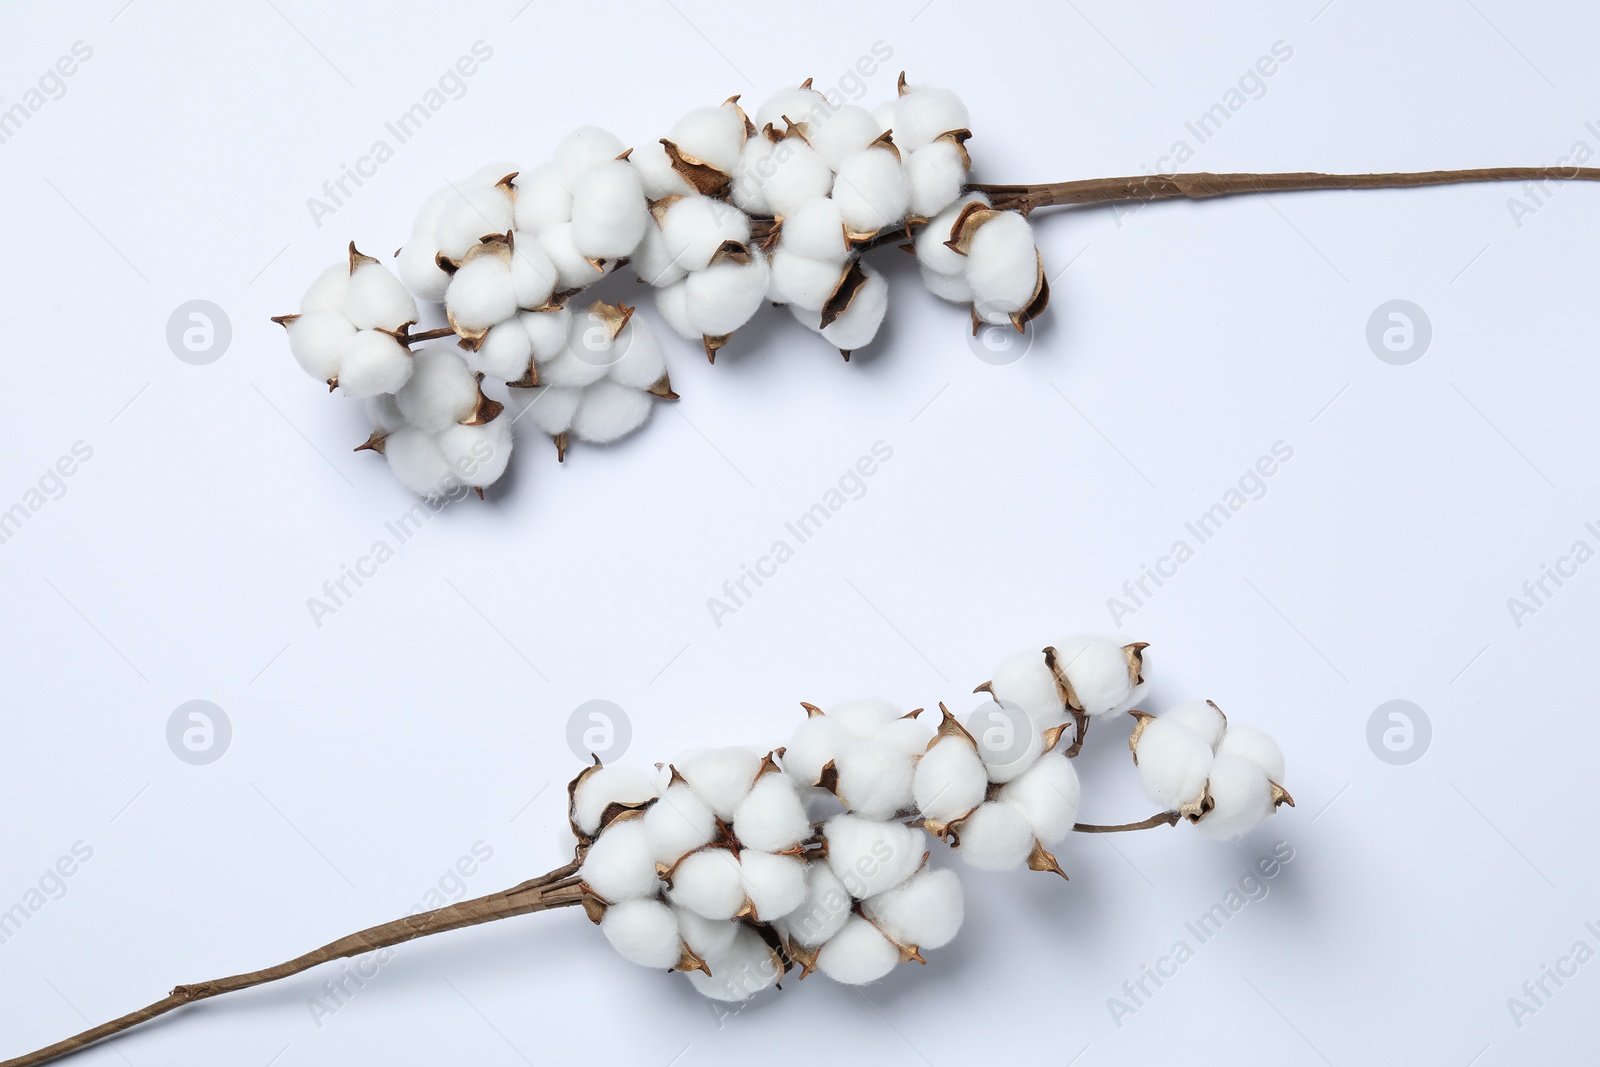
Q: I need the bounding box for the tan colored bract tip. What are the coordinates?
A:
[1271,782,1295,808]
[703,334,729,363]
[1206,698,1227,730]
[647,372,678,400]
[1123,641,1150,685]
[800,701,824,718]
[354,431,388,455]
[554,431,569,462]
[1027,841,1068,880]
[708,240,752,266]
[348,241,380,273]
[1042,646,1085,714]
[659,138,732,197]
[674,943,711,975]
[931,703,978,750]
[1126,709,1155,762]
[897,70,909,95]
[820,260,868,329]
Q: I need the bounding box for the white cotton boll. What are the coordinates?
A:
[395,347,479,431]
[553,126,627,191]
[781,197,850,264]
[967,212,1040,317]
[512,385,579,436]
[769,249,845,312]
[301,263,349,313]
[833,741,915,821]
[1196,754,1276,840]
[893,86,970,151]
[446,254,518,332]
[606,320,666,390]
[655,279,696,340]
[631,221,688,288]
[337,330,413,398]
[953,801,1035,871]
[570,159,649,260]
[509,241,559,310]
[346,261,419,331]
[600,899,682,969]
[873,716,934,757]
[573,766,659,836]
[863,868,964,950]
[1163,701,1226,751]
[397,241,451,303]
[755,88,828,133]
[285,311,354,383]
[831,148,910,234]
[409,183,456,239]
[669,105,746,173]
[872,99,898,135]
[784,862,852,948]
[437,186,515,262]
[466,320,533,381]
[469,160,520,185]
[913,739,988,823]
[539,223,608,291]
[826,699,905,739]
[1135,719,1214,811]
[824,814,923,899]
[579,819,660,902]
[729,136,775,215]
[989,649,1067,729]
[538,347,610,390]
[383,427,453,497]
[365,393,405,433]
[739,851,806,921]
[435,417,512,490]
[920,266,974,304]
[660,195,751,273]
[674,747,762,820]
[521,307,571,364]
[816,917,900,985]
[731,773,810,853]
[797,264,889,352]
[1217,724,1286,783]
[783,715,849,787]
[808,105,883,170]
[761,141,834,219]
[905,140,968,219]
[668,848,745,920]
[914,192,989,278]
[674,906,738,960]
[571,379,653,444]
[1052,636,1143,717]
[632,142,696,200]
[686,925,781,1002]
[684,252,770,337]
[999,753,1081,845]
[644,783,717,865]
[512,165,573,236]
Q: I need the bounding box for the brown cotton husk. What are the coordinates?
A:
[648,372,678,400]
[819,260,869,329]
[1027,840,1068,880]
[703,334,730,363]
[348,241,381,274]
[660,139,732,197]
[1126,709,1156,762]
[461,376,504,426]
[929,702,979,751]
[354,431,388,455]
[553,431,569,462]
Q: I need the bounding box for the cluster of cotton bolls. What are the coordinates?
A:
[570,742,962,1002]
[276,74,1053,496]
[358,348,512,498]
[1129,701,1294,838]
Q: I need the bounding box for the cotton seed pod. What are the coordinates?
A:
[947,800,1034,871]
[729,135,777,215]
[683,247,771,337]
[643,781,718,865]
[891,81,970,151]
[791,261,889,358]
[781,861,853,948]
[570,158,649,260]
[913,732,988,830]
[445,239,518,335]
[395,347,481,432]
[831,142,911,236]
[833,739,917,821]
[980,648,1069,729]
[436,181,515,263]
[604,315,671,394]
[657,194,752,274]
[668,100,749,175]
[337,330,412,398]
[667,847,746,920]
[1129,713,1214,815]
[580,817,662,903]
[915,192,990,301]
[685,924,783,1002]
[739,849,808,921]
[631,219,688,287]
[435,416,513,494]
[1046,637,1149,718]
[769,248,848,311]
[522,306,573,366]
[345,247,418,331]
[553,126,628,191]
[674,905,739,961]
[823,813,924,899]
[1194,753,1278,840]
[731,769,810,853]
[998,751,1080,845]
[807,103,885,170]
[905,135,971,219]
[862,867,964,951]
[965,210,1045,323]
[538,222,609,291]
[381,427,453,497]
[631,141,697,200]
[509,238,560,310]
[510,384,581,438]
[1163,700,1227,751]
[600,898,683,969]
[673,746,763,820]
[1216,722,1286,783]
[571,379,654,444]
[511,164,574,236]
[572,765,660,836]
[761,139,835,219]
[780,196,852,264]
[465,319,534,383]
[782,711,848,787]
[283,311,354,384]
[815,916,902,985]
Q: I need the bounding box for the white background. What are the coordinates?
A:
[2,1,1597,1064]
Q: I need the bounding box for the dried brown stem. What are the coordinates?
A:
[1072,811,1181,834]
[402,326,459,344]
[970,167,1600,214]
[1,861,584,1067]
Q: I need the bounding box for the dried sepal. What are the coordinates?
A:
[800,701,825,719]
[815,759,840,795]
[585,299,635,341]
[930,702,978,751]
[673,943,711,975]
[1027,840,1068,880]
[1007,250,1050,333]
[461,375,504,426]
[269,313,299,328]
[896,70,909,96]
[937,128,973,170]
[1179,786,1213,823]
[754,751,784,782]
[867,128,901,162]
[566,754,606,845]
[580,891,607,924]
[554,431,569,462]
[943,202,996,256]
[708,240,752,267]
[347,241,381,274]
[507,362,540,388]
[659,139,732,198]
[785,937,821,979]
[1270,782,1295,809]
[819,260,868,330]
[1123,642,1151,686]
[1126,709,1156,763]
[1041,722,1072,754]
[702,334,729,364]
[647,372,678,400]
[354,431,388,455]
[1042,645,1085,714]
